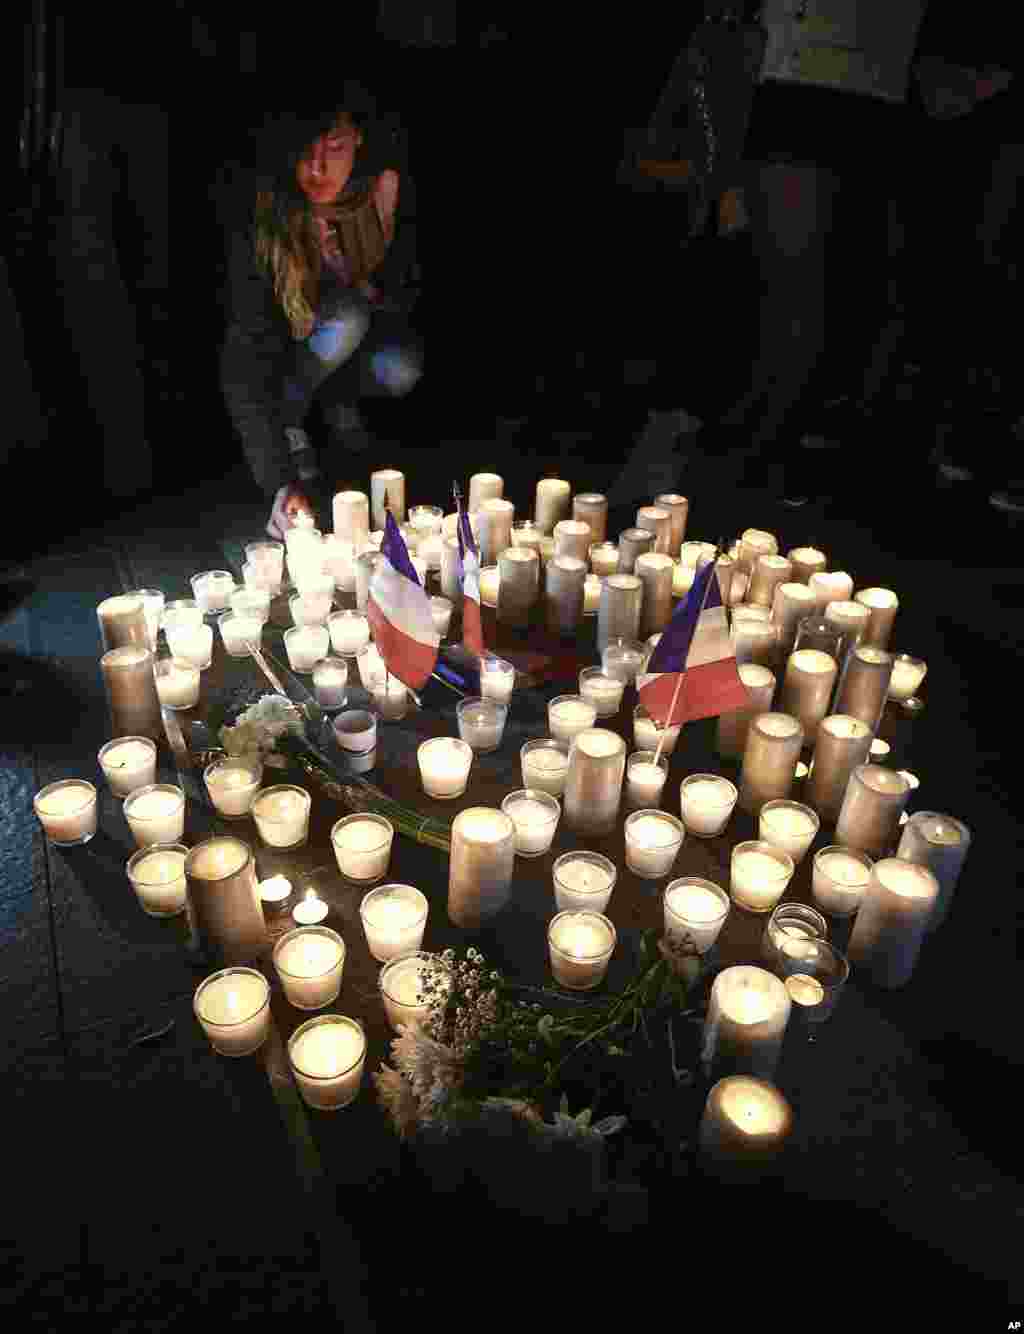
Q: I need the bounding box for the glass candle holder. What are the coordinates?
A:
[331,813,394,884]
[835,764,910,858]
[448,807,516,927]
[288,1015,366,1111]
[194,968,270,1057]
[333,490,370,546]
[759,800,820,864]
[771,583,817,653]
[847,858,940,989]
[126,842,188,917]
[761,902,828,972]
[665,877,730,956]
[699,1076,794,1182]
[552,851,617,914]
[626,751,669,809]
[129,588,165,651]
[854,587,899,650]
[372,469,406,529]
[778,649,838,740]
[624,809,685,880]
[794,616,842,661]
[251,784,312,849]
[780,940,849,1040]
[680,540,718,570]
[597,573,643,651]
[553,519,592,564]
[601,638,646,685]
[165,623,213,672]
[355,551,383,613]
[617,527,655,574]
[702,965,791,1083]
[328,610,371,658]
[204,756,262,819]
[191,571,235,614]
[478,564,500,608]
[564,729,627,836]
[680,774,738,837]
[430,596,453,638]
[811,845,874,917]
[653,493,688,555]
[258,874,294,916]
[370,676,411,721]
[737,529,778,575]
[380,952,452,1033]
[457,697,508,753]
[479,655,516,706]
[521,738,570,797]
[360,884,429,962]
[633,704,680,756]
[573,492,609,546]
[161,599,204,634]
[673,562,697,600]
[834,645,893,735]
[333,709,377,773]
[34,779,98,846]
[96,594,149,653]
[217,610,263,658]
[731,619,778,669]
[98,736,157,797]
[245,539,284,579]
[284,625,330,674]
[589,542,619,577]
[185,836,266,966]
[804,714,873,822]
[732,604,772,626]
[808,570,854,616]
[715,664,776,760]
[636,505,671,555]
[242,560,277,595]
[418,737,474,799]
[290,591,331,628]
[356,643,387,692]
[548,911,617,990]
[730,840,795,913]
[273,926,345,1011]
[738,713,804,816]
[124,783,185,849]
[501,789,561,857]
[230,586,271,621]
[583,573,603,617]
[897,812,971,931]
[786,547,827,584]
[748,555,793,609]
[535,477,570,534]
[548,695,598,745]
[545,555,587,636]
[887,653,927,712]
[312,657,348,711]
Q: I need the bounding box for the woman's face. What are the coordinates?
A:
[296,116,362,205]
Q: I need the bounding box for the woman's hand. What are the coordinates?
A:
[373,169,400,244]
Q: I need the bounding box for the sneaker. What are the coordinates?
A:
[988,484,1024,514]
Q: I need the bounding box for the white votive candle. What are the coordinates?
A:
[897,812,971,931]
[602,639,646,684]
[888,654,927,702]
[624,810,685,880]
[34,780,98,845]
[502,789,561,857]
[535,477,571,534]
[166,623,213,670]
[699,1076,793,1181]
[333,490,370,546]
[479,655,516,705]
[665,878,730,955]
[292,890,329,925]
[273,927,345,1010]
[548,911,616,990]
[331,814,394,883]
[847,858,940,988]
[194,968,270,1057]
[313,657,348,711]
[191,571,235,614]
[703,966,791,1083]
[124,784,185,849]
[457,697,508,753]
[478,565,500,608]
[679,774,738,837]
[288,1015,366,1111]
[284,624,330,674]
[98,737,157,797]
[590,542,620,577]
[154,657,201,710]
[730,840,795,913]
[809,570,854,615]
[549,695,598,744]
[759,800,820,864]
[448,807,516,927]
[469,472,504,513]
[328,610,370,656]
[521,740,570,796]
[380,953,452,1033]
[672,561,697,600]
[552,852,617,914]
[219,610,264,657]
[204,757,262,818]
[418,737,474,799]
[290,591,332,627]
[429,596,453,638]
[230,586,271,621]
[579,668,626,718]
[811,846,873,917]
[252,785,312,849]
[633,705,680,756]
[126,843,188,916]
[361,883,429,962]
[626,752,669,809]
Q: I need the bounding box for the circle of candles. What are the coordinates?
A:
[552,852,617,914]
[194,968,271,1057]
[564,728,627,836]
[545,555,587,636]
[479,655,516,706]
[699,1076,793,1181]
[288,1015,366,1111]
[429,596,453,638]
[771,583,817,652]
[759,800,820,864]
[887,653,927,705]
[730,840,795,913]
[589,542,620,577]
[633,704,680,757]
[786,546,827,584]
[548,695,598,745]
[635,551,675,637]
[417,737,474,799]
[448,807,516,927]
[258,873,293,915]
[380,952,452,1033]
[283,625,330,675]
[679,774,739,838]
[478,564,500,608]
[778,649,838,740]
[664,877,730,955]
[897,812,971,931]
[126,842,188,917]
[34,779,98,846]
[579,668,626,718]
[653,493,688,555]
[457,697,508,753]
[625,751,669,809]
[312,657,348,711]
[847,858,940,989]
[617,528,655,575]
[124,784,185,849]
[535,477,571,534]
[185,836,267,964]
[478,497,516,566]
[748,555,793,609]
[738,713,804,816]
[251,784,312,849]
[835,764,909,858]
[190,571,235,614]
[204,756,263,819]
[330,813,394,884]
[854,587,899,650]
[370,469,405,529]
[573,492,609,546]
[548,911,617,990]
[703,965,791,1082]
[289,591,330,629]
[98,736,157,797]
[333,490,370,546]
[601,637,646,684]
[737,530,778,575]
[273,926,346,1010]
[761,902,827,971]
[520,739,570,797]
[715,664,776,760]
[96,593,149,653]
[553,519,592,564]
[230,586,271,621]
[469,472,504,514]
[497,547,539,627]
[501,789,562,857]
[635,505,671,555]
[292,890,329,925]
[624,810,685,880]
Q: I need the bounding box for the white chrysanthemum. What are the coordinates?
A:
[390,1026,462,1102]
[373,1065,420,1139]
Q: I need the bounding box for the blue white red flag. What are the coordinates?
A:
[636,554,748,727]
[366,510,440,690]
[454,489,485,659]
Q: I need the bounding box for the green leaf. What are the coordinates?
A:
[575,1107,592,1129]
[559,1092,569,1116]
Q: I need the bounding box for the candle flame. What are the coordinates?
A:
[305,888,317,902]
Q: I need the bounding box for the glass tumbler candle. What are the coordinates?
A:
[497,547,539,628]
[854,587,899,649]
[521,739,569,797]
[601,638,646,685]
[501,789,561,857]
[284,624,330,674]
[290,591,331,628]
[288,1015,366,1111]
[203,755,262,818]
[624,810,685,879]
[702,965,791,1083]
[664,877,730,955]
[730,840,795,913]
[888,654,927,711]
[761,902,828,971]
[194,968,271,1057]
[589,542,620,577]
[633,704,680,756]
[847,859,940,989]
[897,812,971,931]
[328,609,371,656]
[698,1076,794,1182]
[479,655,516,706]
[126,842,188,917]
[636,551,675,637]
[778,649,838,740]
[418,737,474,799]
[252,784,312,849]
[680,774,738,838]
[573,492,609,546]
[552,851,617,914]
[738,713,804,816]
[124,784,185,849]
[273,926,345,1011]
[626,751,669,809]
[478,564,500,608]
[230,586,271,621]
[804,714,873,822]
[34,779,98,846]
[129,588,165,651]
[548,695,598,745]
[563,729,627,837]
[553,519,593,564]
[811,846,874,917]
[654,493,689,555]
[429,596,453,638]
[380,952,452,1033]
[331,813,395,884]
[191,571,235,614]
[457,697,508,753]
[636,505,671,555]
[101,645,164,740]
[835,764,909,858]
[617,527,654,574]
[780,941,850,1040]
[545,555,587,636]
[97,593,149,653]
[597,574,643,651]
[360,884,429,962]
[748,555,793,609]
[715,664,776,760]
[312,657,348,711]
[218,609,264,657]
[758,800,820,864]
[185,836,266,966]
[165,623,213,672]
[98,736,157,797]
[448,807,516,927]
[548,911,617,990]
[245,540,284,588]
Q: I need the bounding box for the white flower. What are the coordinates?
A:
[373,1065,420,1139]
[390,1024,462,1103]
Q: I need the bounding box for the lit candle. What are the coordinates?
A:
[329,813,395,885]
[897,812,971,931]
[680,541,718,569]
[835,764,910,858]
[625,752,668,809]
[245,539,285,580]
[439,537,462,603]
[457,697,508,753]
[497,547,539,627]
[230,586,271,621]
[512,519,545,554]
[290,590,331,628]
[664,878,730,954]
[715,664,776,760]
[273,927,345,1010]
[292,889,329,925]
[624,810,685,879]
[738,713,804,816]
[521,739,570,796]
[771,583,817,652]
[699,1076,793,1182]
[418,533,443,572]
[635,551,674,636]
[545,555,587,636]
[535,477,571,534]
[370,469,405,530]
[101,645,165,742]
[98,737,157,797]
[748,555,793,609]
[96,594,148,653]
[602,638,646,684]
[548,695,598,745]
[847,858,940,988]
[633,705,680,757]
[165,623,213,671]
[448,807,516,927]
[161,600,204,635]
[579,668,626,718]
[834,645,894,733]
[730,619,777,669]
[563,728,627,836]
[823,599,870,653]
[429,596,453,637]
[548,911,616,990]
[328,610,370,657]
[417,737,474,799]
[808,570,854,616]
[617,528,654,574]
[185,837,267,965]
[730,840,795,913]
[191,571,235,614]
[469,472,504,513]
[251,785,312,849]
[786,547,827,584]
[552,853,617,914]
[590,542,620,577]
[888,654,927,703]
[288,1015,366,1111]
[124,784,185,849]
[258,874,293,915]
[333,490,370,546]
[653,493,688,555]
[573,492,609,546]
[242,560,278,596]
[778,649,838,739]
[370,675,410,721]
[34,780,98,846]
[869,738,891,762]
[679,774,738,837]
[759,800,820,863]
[194,968,270,1057]
[333,709,377,771]
[204,757,262,818]
[356,643,387,691]
[361,883,429,963]
[478,497,516,566]
[219,610,265,657]
[501,789,561,857]
[672,561,696,600]
[811,846,873,917]
[312,657,348,711]
[703,966,791,1082]
[380,953,452,1033]
[323,536,356,591]
[126,843,188,917]
[129,588,165,651]
[478,564,500,608]
[737,530,778,576]
[284,624,330,674]
[855,587,899,650]
[804,715,873,822]
[553,519,592,564]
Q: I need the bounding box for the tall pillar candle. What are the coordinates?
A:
[635,505,671,555]
[534,477,571,534]
[370,469,405,530]
[835,764,910,858]
[355,552,382,613]
[185,836,267,966]
[786,547,827,584]
[738,713,804,816]
[715,664,776,758]
[834,646,894,733]
[635,552,674,637]
[804,714,873,821]
[97,594,149,653]
[617,527,654,574]
[553,519,592,564]
[699,1076,793,1182]
[573,493,608,546]
[772,583,817,654]
[545,556,587,637]
[497,547,539,628]
[737,529,778,576]
[333,491,370,546]
[440,537,462,601]
[597,573,643,652]
[731,619,777,669]
[478,497,515,566]
[714,554,736,609]
[100,646,163,740]
[702,966,791,1083]
[855,588,899,650]
[447,808,516,928]
[897,812,971,931]
[847,859,940,988]
[469,472,504,513]
[748,555,793,609]
[823,600,870,651]
[778,649,839,742]
[654,493,688,556]
[563,728,627,837]
[809,570,853,616]
[589,542,619,577]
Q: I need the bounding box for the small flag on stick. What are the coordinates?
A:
[366,507,440,690]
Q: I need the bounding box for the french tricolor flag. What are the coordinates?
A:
[455,492,485,660]
[636,552,749,728]
[366,510,440,691]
